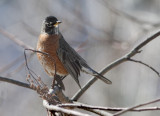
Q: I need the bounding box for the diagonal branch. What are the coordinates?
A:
[128,58,160,77]
[114,98,160,116]
[0,76,32,89]
[72,31,160,101]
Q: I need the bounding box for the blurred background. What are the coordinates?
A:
[0,0,160,116]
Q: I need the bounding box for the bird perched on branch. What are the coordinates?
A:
[37,16,112,88]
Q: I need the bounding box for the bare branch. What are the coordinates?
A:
[59,102,160,112]
[59,102,113,116]
[114,98,160,116]
[24,49,57,76]
[126,31,160,58]
[24,48,61,89]
[72,31,160,101]
[43,100,91,116]
[2,76,160,115]
[24,49,41,85]
[128,58,160,77]
[0,76,32,89]
[83,109,111,116]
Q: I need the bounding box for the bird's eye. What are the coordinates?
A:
[46,23,52,27]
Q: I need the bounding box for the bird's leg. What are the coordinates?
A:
[61,75,66,80]
[51,75,56,88]
[51,75,65,90]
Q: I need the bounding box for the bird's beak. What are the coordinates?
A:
[54,21,62,27]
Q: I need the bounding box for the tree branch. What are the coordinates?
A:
[128,58,160,77]
[114,98,160,116]
[0,76,32,89]
[2,76,160,115]
[43,100,91,116]
[59,102,160,112]
[72,31,160,101]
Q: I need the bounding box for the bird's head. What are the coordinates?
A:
[41,16,62,35]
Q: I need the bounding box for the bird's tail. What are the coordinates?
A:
[82,67,112,84]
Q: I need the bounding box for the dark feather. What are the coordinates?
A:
[57,34,87,87]
[57,34,112,86]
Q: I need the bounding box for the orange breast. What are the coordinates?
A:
[37,34,68,77]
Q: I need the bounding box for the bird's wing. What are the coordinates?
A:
[57,34,112,86]
[57,34,89,87]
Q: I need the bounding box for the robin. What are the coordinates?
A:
[37,16,112,88]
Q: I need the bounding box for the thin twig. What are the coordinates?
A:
[24,49,58,88]
[128,58,160,77]
[114,98,160,116]
[24,49,57,76]
[72,31,160,101]
[24,49,40,85]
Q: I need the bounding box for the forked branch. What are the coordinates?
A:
[72,30,160,101]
